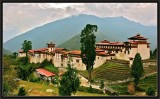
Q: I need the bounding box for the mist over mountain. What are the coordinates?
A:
[3,14,157,52]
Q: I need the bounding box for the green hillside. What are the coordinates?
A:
[58,33,109,50]
[3,48,12,55]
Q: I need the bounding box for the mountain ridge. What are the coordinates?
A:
[3,14,157,52]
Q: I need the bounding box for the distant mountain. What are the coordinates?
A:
[3,48,12,55]
[3,14,157,52]
[58,33,108,50]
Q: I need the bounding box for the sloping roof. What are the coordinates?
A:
[18,50,24,53]
[69,50,81,55]
[101,40,110,43]
[36,68,55,77]
[128,33,148,40]
[96,42,124,46]
[128,41,138,44]
[34,48,48,52]
[95,48,105,52]
[96,52,108,56]
[28,50,34,53]
[55,48,68,52]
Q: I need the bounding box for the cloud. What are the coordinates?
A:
[3,3,157,42]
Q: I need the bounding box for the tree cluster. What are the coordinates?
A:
[59,64,80,96]
[21,40,32,56]
[3,55,19,96]
[150,48,157,59]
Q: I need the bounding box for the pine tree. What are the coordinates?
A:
[131,53,144,85]
[80,24,97,82]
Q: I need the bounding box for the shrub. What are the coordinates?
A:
[28,72,40,82]
[146,86,155,96]
[99,80,104,89]
[127,82,135,95]
[18,57,28,65]
[40,59,51,68]
[51,76,59,84]
[135,85,145,92]
[78,86,103,94]
[17,87,27,96]
[88,85,93,93]
[78,86,88,92]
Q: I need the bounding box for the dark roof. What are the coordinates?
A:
[128,33,148,40]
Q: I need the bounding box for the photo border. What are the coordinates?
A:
[1,0,159,99]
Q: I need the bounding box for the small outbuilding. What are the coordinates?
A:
[36,68,56,81]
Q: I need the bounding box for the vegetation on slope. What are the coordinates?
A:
[79,61,132,82]
[79,60,157,82]
[108,73,157,95]
[58,33,108,50]
[138,74,157,91]
[13,80,107,96]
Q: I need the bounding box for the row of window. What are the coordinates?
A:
[97,45,123,49]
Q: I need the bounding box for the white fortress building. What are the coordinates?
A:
[18,33,150,70]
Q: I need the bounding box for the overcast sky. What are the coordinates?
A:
[3,3,157,43]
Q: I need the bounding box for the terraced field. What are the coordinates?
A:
[138,73,157,91]
[108,73,158,95]
[144,65,157,75]
[79,61,132,81]
[79,60,157,82]
[108,82,129,95]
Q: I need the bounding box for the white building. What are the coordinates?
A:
[18,33,150,70]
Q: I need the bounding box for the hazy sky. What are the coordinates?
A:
[3,3,157,43]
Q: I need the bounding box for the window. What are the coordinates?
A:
[76,59,79,63]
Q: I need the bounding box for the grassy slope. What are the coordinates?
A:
[13,80,107,96]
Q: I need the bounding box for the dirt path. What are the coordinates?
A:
[79,74,100,90]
